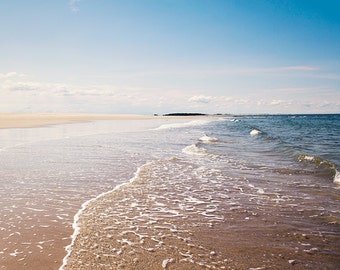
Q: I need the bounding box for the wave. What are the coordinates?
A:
[199,134,219,143]
[297,154,336,168]
[334,170,340,185]
[59,162,153,270]
[182,144,209,157]
[239,121,339,184]
[296,154,339,183]
[153,119,212,130]
[250,129,262,136]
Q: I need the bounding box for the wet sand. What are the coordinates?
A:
[0,113,156,129]
[1,207,72,270]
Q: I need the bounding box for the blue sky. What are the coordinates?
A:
[0,0,339,114]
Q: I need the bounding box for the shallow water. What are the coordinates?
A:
[0,119,187,269]
[64,115,339,269]
[65,158,340,269]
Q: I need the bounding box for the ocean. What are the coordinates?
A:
[0,115,339,269]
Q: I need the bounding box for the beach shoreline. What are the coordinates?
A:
[0,113,158,129]
[2,114,337,269]
[0,113,214,129]
[0,114,214,270]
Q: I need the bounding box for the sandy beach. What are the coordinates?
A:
[0,114,157,129]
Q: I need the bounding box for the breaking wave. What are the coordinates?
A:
[334,170,340,185]
[199,134,219,143]
[296,154,339,182]
[182,144,209,157]
[250,129,262,136]
[153,119,212,130]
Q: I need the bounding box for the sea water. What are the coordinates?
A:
[0,115,339,269]
[0,119,174,269]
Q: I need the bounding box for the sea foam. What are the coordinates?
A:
[250,129,262,136]
[59,162,152,270]
[182,144,208,156]
[199,135,219,143]
[154,119,211,130]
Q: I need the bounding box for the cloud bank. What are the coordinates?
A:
[1,69,339,114]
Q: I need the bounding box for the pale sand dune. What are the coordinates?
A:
[0,114,157,129]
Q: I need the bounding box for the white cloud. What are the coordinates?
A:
[1,71,339,114]
[0,72,26,79]
[3,80,69,94]
[185,93,339,114]
[0,72,17,78]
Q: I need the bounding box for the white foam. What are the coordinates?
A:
[9,249,23,257]
[25,208,45,212]
[154,119,211,130]
[302,155,315,161]
[257,188,265,194]
[199,135,219,143]
[185,196,206,205]
[182,144,208,157]
[250,129,262,136]
[162,258,174,268]
[333,170,340,185]
[59,162,153,270]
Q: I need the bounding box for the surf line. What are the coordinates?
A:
[59,161,153,270]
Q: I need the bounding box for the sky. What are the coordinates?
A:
[0,0,339,115]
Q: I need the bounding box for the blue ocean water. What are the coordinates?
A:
[206,114,339,183]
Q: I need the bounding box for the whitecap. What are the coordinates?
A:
[154,120,211,130]
[182,144,208,156]
[199,135,219,143]
[250,129,262,136]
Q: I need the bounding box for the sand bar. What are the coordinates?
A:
[0,113,157,129]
